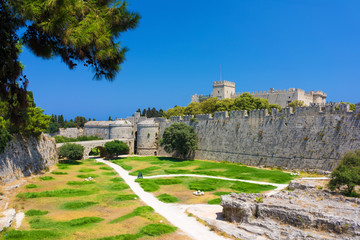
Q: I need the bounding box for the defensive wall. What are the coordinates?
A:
[50,128,83,138]
[160,103,360,171]
[0,134,58,184]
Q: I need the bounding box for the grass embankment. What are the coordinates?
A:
[136,177,276,204]
[112,156,294,184]
[0,159,186,240]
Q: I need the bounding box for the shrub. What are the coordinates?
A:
[140,223,177,236]
[160,122,197,159]
[329,150,360,196]
[104,140,129,158]
[59,143,84,160]
[25,184,39,189]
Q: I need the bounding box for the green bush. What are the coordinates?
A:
[329,150,360,196]
[25,209,49,216]
[104,140,129,158]
[0,116,12,153]
[140,223,177,236]
[160,122,197,159]
[25,184,39,189]
[59,143,84,160]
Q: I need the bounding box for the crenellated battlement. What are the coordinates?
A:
[169,103,357,124]
[213,80,235,87]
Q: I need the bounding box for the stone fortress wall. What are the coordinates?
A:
[54,103,360,172]
[159,103,360,171]
[191,81,327,107]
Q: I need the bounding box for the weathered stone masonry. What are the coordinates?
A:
[0,134,58,184]
[160,104,360,171]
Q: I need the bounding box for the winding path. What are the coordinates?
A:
[96,158,229,240]
[96,158,326,239]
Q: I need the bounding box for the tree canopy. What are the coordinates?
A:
[160,123,197,159]
[164,93,282,118]
[104,140,129,158]
[328,150,360,196]
[1,0,139,130]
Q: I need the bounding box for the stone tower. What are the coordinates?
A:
[136,119,159,155]
[211,81,235,100]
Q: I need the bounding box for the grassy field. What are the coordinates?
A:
[0,159,190,240]
[112,156,294,184]
[135,176,276,205]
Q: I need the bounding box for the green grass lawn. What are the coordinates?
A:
[135,176,276,205]
[112,156,294,184]
[1,159,186,240]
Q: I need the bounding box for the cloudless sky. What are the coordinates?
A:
[20,0,360,120]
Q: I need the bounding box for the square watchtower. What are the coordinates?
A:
[211,81,235,100]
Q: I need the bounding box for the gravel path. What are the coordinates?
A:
[96,158,229,240]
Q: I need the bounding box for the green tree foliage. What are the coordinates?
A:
[184,102,202,116]
[215,98,235,112]
[269,104,282,113]
[74,116,87,128]
[288,100,305,111]
[164,93,281,118]
[59,143,84,160]
[104,140,129,158]
[1,0,139,130]
[137,107,164,118]
[164,106,186,119]
[20,106,50,138]
[0,117,12,152]
[160,123,197,159]
[328,150,360,196]
[335,102,356,111]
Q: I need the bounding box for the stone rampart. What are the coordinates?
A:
[50,128,83,138]
[0,134,58,184]
[160,104,360,171]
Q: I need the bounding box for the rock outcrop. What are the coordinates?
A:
[221,180,360,239]
[0,134,58,183]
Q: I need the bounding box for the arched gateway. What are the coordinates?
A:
[56,139,134,159]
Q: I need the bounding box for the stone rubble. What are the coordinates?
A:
[221,180,360,240]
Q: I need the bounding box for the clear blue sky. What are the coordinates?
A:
[21,0,360,120]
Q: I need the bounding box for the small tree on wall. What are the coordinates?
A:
[104,140,129,158]
[160,123,197,159]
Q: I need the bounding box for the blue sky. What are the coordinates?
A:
[21,0,360,120]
